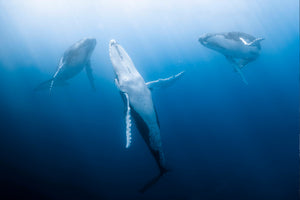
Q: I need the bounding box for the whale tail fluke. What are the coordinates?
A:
[34,79,68,92]
[139,168,170,193]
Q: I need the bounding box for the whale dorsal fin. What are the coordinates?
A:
[124,93,132,148]
[146,71,184,90]
[239,37,265,46]
[85,60,96,91]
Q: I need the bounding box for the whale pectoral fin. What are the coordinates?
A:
[239,37,249,45]
[85,60,96,91]
[124,93,132,148]
[35,79,54,91]
[146,71,184,90]
[240,37,265,46]
[249,38,265,46]
[35,79,68,92]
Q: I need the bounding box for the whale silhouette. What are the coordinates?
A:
[109,39,184,192]
[199,32,264,84]
[35,38,97,93]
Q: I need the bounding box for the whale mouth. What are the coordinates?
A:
[198,38,208,46]
[201,40,208,45]
[198,34,210,45]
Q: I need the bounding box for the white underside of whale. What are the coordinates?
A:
[109,39,184,150]
[202,33,264,84]
[206,35,260,60]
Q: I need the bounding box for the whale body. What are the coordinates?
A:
[109,39,184,192]
[199,32,264,84]
[35,38,97,93]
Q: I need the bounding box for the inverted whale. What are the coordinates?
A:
[109,39,184,192]
[199,32,264,84]
[35,38,97,93]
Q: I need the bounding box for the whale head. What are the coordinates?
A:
[198,33,213,46]
[109,39,140,84]
[198,33,227,52]
[77,37,97,54]
[67,38,97,60]
[61,37,97,67]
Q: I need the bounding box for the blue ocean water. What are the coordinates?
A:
[0,0,299,199]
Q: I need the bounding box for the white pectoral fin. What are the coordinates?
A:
[124,93,132,148]
[239,37,249,45]
[250,38,264,46]
[85,60,96,91]
[240,37,265,46]
[146,71,185,90]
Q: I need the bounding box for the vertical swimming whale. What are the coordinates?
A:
[109,39,184,192]
[35,38,97,93]
[198,32,264,84]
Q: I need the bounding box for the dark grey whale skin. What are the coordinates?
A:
[35,38,97,91]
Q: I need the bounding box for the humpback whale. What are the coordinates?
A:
[198,32,264,84]
[109,39,184,192]
[35,38,97,93]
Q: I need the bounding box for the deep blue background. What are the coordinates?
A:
[0,1,299,199]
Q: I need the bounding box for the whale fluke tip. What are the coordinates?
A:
[139,168,170,193]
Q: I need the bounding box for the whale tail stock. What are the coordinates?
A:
[34,79,68,92]
[233,65,248,85]
[139,167,170,193]
[226,56,249,85]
